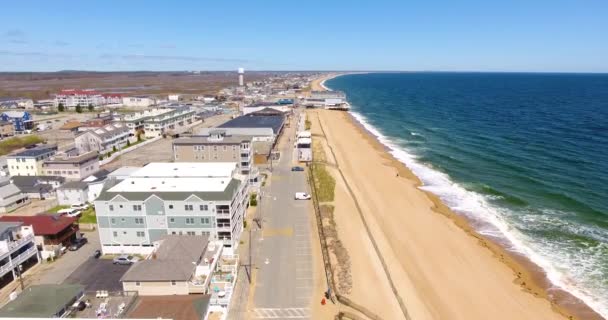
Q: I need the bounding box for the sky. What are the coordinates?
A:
[1,0,607,72]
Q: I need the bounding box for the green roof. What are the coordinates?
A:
[95,178,241,202]
[0,284,84,318]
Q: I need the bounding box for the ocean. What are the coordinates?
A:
[325,72,608,318]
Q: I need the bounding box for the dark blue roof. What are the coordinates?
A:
[11,145,57,158]
[218,114,285,134]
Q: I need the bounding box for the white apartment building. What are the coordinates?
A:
[7,145,58,176]
[122,96,157,108]
[115,107,196,138]
[94,162,249,255]
[0,222,39,289]
[42,151,100,181]
[54,89,104,108]
[75,123,130,155]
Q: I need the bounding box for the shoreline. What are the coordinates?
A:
[312,73,604,320]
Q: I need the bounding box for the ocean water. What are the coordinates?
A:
[325,73,608,318]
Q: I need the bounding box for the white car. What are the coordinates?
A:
[294,192,312,200]
[71,203,89,210]
[57,208,82,218]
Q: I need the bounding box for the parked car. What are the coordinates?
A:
[92,249,102,259]
[113,254,139,265]
[294,192,312,200]
[291,166,305,172]
[70,203,89,210]
[68,238,88,251]
[57,208,82,218]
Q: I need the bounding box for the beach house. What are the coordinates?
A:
[0,221,39,290]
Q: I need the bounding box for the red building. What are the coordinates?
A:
[0,215,79,247]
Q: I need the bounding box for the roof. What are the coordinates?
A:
[0,215,77,235]
[173,134,250,145]
[59,121,83,130]
[8,145,57,158]
[131,162,237,178]
[121,235,208,282]
[58,181,89,190]
[10,175,66,189]
[0,284,83,318]
[127,295,210,320]
[0,221,23,236]
[83,168,111,182]
[76,123,128,139]
[44,151,98,165]
[218,114,285,134]
[57,89,99,96]
[1,110,30,118]
[108,166,141,179]
[197,127,274,137]
[252,141,273,156]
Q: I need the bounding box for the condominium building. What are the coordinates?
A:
[122,96,157,108]
[75,123,130,155]
[42,151,100,181]
[54,89,104,108]
[0,222,39,289]
[114,107,196,138]
[94,162,249,255]
[7,145,58,176]
[173,130,252,175]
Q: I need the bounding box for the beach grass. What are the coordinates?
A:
[0,135,46,156]
[312,163,335,202]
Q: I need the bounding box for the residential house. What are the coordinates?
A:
[0,222,39,289]
[56,181,89,206]
[42,151,99,181]
[94,162,249,254]
[0,121,14,137]
[75,123,130,155]
[173,130,253,175]
[121,235,225,295]
[7,144,58,176]
[0,98,34,110]
[122,96,157,108]
[0,215,79,257]
[10,175,65,200]
[82,169,111,202]
[59,121,83,132]
[0,111,34,133]
[0,284,84,318]
[80,114,113,129]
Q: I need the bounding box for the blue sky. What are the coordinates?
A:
[1,0,607,72]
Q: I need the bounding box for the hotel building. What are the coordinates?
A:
[94,162,248,255]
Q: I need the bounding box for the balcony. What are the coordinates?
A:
[1,234,34,261]
[0,246,37,276]
[216,223,231,232]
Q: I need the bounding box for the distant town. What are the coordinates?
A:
[0,70,351,320]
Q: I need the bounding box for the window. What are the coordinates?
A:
[119,205,123,208]
[185,204,193,211]
[113,231,117,237]
[171,280,176,286]
[171,231,176,235]
[135,218,144,224]
[135,281,140,286]
[168,205,174,209]
[223,146,227,151]
[133,205,142,211]
[187,231,195,236]
[123,231,127,235]
[201,217,210,224]
[186,218,194,225]
[170,218,175,223]
[199,204,208,211]
[109,205,114,211]
[136,231,145,237]
[111,218,116,224]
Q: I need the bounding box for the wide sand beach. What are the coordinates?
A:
[308,74,603,320]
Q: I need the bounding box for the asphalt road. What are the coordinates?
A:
[252,110,313,319]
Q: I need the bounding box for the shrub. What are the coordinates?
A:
[112,145,117,152]
[249,193,258,206]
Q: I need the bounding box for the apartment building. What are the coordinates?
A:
[42,151,99,181]
[7,145,58,176]
[94,162,248,255]
[115,107,196,138]
[122,96,157,108]
[75,123,130,155]
[54,89,104,108]
[0,222,39,289]
[173,130,252,175]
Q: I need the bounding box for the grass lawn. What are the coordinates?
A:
[48,205,69,213]
[0,136,45,156]
[45,205,96,223]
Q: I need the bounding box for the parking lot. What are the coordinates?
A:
[63,259,131,292]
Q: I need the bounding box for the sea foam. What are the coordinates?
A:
[348,109,608,318]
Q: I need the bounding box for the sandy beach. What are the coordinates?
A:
[307,75,602,320]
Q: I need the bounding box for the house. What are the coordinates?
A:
[0,178,30,213]
[56,181,89,205]
[0,284,84,318]
[0,121,14,137]
[94,162,249,254]
[74,123,130,155]
[6,144,58,176]
[0,222,40,289]
[83,169,111,202]
[114,107,196,138]
[122,96,157,108]
[0,110,34,133]
[0,215,79,256]
[42,151,100,181]
[59,121,83,132]
[173,130,253,175]
[10,175,65,199]
[81,113,114,128]
[0,98,34,110]
[121,235,222,295]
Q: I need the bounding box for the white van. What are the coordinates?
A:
[294,192,312,200]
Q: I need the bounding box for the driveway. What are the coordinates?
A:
[63,259,131,292]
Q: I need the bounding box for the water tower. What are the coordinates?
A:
[238,67,244,86]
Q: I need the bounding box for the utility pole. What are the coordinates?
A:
[16,264,24,291]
